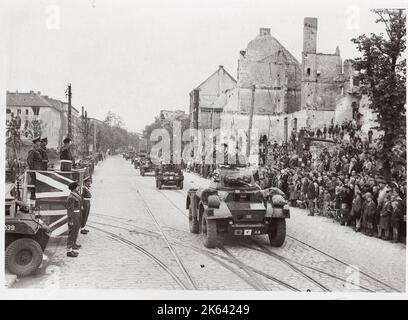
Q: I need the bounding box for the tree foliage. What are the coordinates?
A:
[352,9,406,177]
[92,111,140,153]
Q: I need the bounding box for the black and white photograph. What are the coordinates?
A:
[1,0,407,299]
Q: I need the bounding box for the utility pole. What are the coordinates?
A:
[246,84,256,157]
[66,84,72,139]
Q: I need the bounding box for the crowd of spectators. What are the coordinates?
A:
[256,120,406,243]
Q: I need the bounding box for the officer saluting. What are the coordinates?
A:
[66,181,82,258]
[80,177,92,234]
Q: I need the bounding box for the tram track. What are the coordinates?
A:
[87,224,188,289]
[286,234,401,292]
[88,214,301,291]
[159,183,397,292]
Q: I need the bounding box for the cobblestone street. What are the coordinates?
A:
[11,156,406,292]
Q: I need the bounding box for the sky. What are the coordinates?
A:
[3,0,407,133]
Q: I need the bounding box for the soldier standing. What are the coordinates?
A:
[66,181,82,257]
[60,137,74,162]
[40,137,49,170]
[27,137,43,170]
[80,177,92,235]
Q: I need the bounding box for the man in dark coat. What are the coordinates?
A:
[39,137,49,170]
[307,179,318,216]
[27,137,43,170]
[60,137,74,162]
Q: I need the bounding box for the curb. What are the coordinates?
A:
[5,273,17,288]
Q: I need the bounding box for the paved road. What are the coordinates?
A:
[12,156,406,292]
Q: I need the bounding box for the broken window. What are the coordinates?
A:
[306,68,311,76]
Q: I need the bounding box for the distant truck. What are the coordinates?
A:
[155,164,184,189]
[186,166,290,248]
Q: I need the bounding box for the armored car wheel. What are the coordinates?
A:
[189,207,199,234]
[202,215,217,248]
[268,218,286,247]
[5,238,43,277]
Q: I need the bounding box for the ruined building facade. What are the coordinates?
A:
[236,27,302,115]
[301,17,352,112]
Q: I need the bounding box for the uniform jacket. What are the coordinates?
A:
[60,144,73,161]
[82,186,92,199]
[39,146,48,170]
[27,147,43,170]
[66,191,82,225]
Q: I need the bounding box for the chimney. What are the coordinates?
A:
[259,28,271,36]
[219,65,224,69]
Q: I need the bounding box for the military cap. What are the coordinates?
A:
[32,136,41,143]
[68,181,79,190]
[63,137,72,144]
[40,137,48,143]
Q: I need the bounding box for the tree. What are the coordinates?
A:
[93,111,140,154]
[77,107,92,156]
[352,9,406,179]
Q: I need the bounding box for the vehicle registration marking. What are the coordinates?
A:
[5,225,15,231]
[244,229,252,235]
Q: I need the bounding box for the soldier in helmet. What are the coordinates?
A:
[66,181,82,257]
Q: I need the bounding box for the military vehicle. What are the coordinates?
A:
[155,164,184,189]
[5,166,86,277]
[186,166,290,248]
[139,157,156,176]
[5,183,51,277]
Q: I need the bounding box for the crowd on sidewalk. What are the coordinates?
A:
[256,121,406,243]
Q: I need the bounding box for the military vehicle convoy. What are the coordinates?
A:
[155,164,184,189]
[186,166,290,248]
[139,157,156,176]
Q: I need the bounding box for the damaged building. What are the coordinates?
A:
[217,17,366,141]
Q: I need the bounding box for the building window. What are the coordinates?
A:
[6,108,11,114]
[307,68,311,76]
[31,107,40,116]
[17,109,21,114]
[317,70,321,77]
[25,109,29,115]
